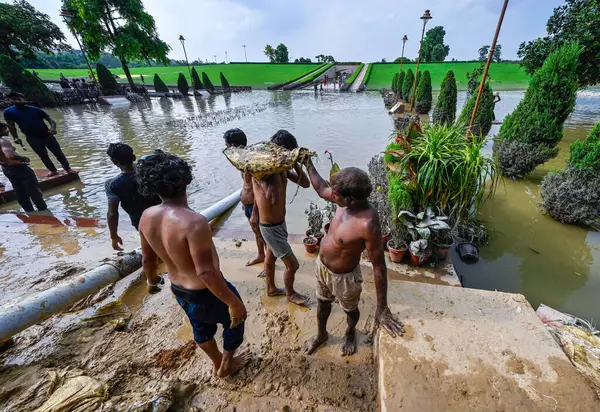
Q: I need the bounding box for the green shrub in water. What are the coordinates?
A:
[569,121,600,173]
[415,70,432,114]
[457,82,494,137]
[177,73,190,95]
[401,69,414,101]
[493,42,582,178]
[0,56,56,106]
[396,71,405,94]
[191,67,203,90]
[202,72,215,91]
[220,72,231,91]
[153,73,169,93]
[391,73,398,91]
[433,70,457,125]
[96,63,119,95]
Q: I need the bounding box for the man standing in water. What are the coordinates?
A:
[223,128,265,268]
[105,143,161,250]
[251,130,310,306]
[137,152,249,377]
[3,92,75,177]
[303,160,404,356]
[0,122,47,212]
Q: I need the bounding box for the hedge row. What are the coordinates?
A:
[283,63,334,90]
[344,63,364,85]
[267,63,327,90]
[363,63,374,85]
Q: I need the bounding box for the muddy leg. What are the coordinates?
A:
[217,349,252,378]
[281,253,308,306]
[246,228,266,267]
[265,248,285,297]
[340,308,360,356]
[304,299,332,355]
[198,339,223,375]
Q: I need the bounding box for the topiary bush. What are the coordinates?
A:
[396,71,405,95]
[202,72,214,92]
[388,172,413,216]
[433,70,457,125]
[177,73,190,95]
[391,73,398,92]
[220,72,231,91]
[0,56,56,106]
[191,67,203,90]
[568,121,600,173]
[153,73,169,93]
[409,71,421,105]
[493,42,582,178]
[401,69,414,101]
[457,82,494,137]
[96,63,119,95]
[415,70,432,114]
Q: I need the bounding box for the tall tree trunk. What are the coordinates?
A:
[119,57,135,88]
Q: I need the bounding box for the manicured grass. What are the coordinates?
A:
[33,63,322,89]
[365,62,530,90]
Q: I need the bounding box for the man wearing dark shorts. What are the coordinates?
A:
[105,143,161,250]
[3,92,75,177]
[137,152,249,378]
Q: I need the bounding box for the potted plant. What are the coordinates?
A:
[434,232,454,261]
[303,236,319,254]
[387,223,408,263]
[322,201,337,234]
[305,202,324,244]
[399,208,450,266]
[408,239,431,266]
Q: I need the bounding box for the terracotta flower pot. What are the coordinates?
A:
[306,230,325,245]
[409,250,430,266]
[387,240,407,263]
[435,245,452,261]
[382,233,391,250]
[303,236,319,254]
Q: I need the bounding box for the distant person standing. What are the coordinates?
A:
[140,74,145,84]
[3,92,75,177]
[0,122,47,212]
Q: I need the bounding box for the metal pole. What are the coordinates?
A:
[214,55,217,63]
[182,42,192,84]
[62,19,97,84]
[243,45,247,62]
[399,40,406,73]
[410,21,428,111]
[468,0,510,138]
[225,51,228,64]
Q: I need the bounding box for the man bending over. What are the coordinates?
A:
[137,152,249,377]
[304,160,404,356]
[251,130,310,306]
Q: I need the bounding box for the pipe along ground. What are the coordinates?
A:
[0,189,241,342]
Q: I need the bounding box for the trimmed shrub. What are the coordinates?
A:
[391,73,398,92]
[220,72,231,91]
[401,69,414,101]
[433,70,457,125]
[493,42,582,178]
[569,121,600,173]
[191,67,203,90]
[0,56,56,106]
[388,172,413,216]
[202,72,214,92]
[457,82,494,137]
[97,63,119,95]
[153,73,169,93]
[415,70,432,114]
[396,71,405,94]
[177,73,190,95]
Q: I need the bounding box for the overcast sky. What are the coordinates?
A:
[22,0,563,63]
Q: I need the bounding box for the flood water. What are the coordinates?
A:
[0,88,599,321]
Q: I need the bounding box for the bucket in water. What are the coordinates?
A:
[455,242,479,264]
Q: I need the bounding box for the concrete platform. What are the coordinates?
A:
[376,282,599,411]
[0,170,80,204]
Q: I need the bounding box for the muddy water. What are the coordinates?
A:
[0,89,599,322]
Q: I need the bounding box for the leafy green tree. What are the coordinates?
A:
[401,69,414,101]
[274,44,289,63]
[415,70,432,114]
[518,0,599,88]
[177,73,189,95]
[493,42,582,178]
[393,57,411,64]
[421,26,450,62]
[202,72,214,91]
[191,67,203,90]
[220,72,231,91]
[391,73,398,91]
[315,54,335,63]
[153,73,169,93]
[458,82,494,137]
[0,55,56,106]
[294,57,312,63]
[396,71,405,94]
[569,121,600,172]
[62,0,171,88]
[264,45,276,63]
[433,70,457,125]
[0,0,70,61]
[96,63,119,94]
[478,44,502,62]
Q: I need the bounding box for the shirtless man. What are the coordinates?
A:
[250,130,310,306]
[303,161,404,356]
[137,152,249,377]
[223,128,265,268]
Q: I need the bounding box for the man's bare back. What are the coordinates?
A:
[252,172,288,224]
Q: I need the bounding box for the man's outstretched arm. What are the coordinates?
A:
[140,229,161,290]
[287,162,310,188]
[4,120,20,142]
[306,158,334,202]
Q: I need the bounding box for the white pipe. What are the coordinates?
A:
[0,190,241,342]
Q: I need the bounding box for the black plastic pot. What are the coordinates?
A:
[455,242,479,264]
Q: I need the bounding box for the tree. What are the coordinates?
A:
[466,64,485,97]
[315,54,335,63]
[0,55,56,106]
[264,45,276,63]
[96,63,119,94]
[393,57,411,64]
[0,1,70,61]
[421,26,450,62]
[493,42,582,178]
[401,69,414,101]
[493,45,502,63]
[294,57,312,63]
[391,73,398,91]
[191,67,203,90]
[415,70,432,114]
[202,72,214,91]
[220,72,230,91]
[153,73,169,93]
[177,73,189,95]
[62,0,171,88]
[433,70,457,125]
[396,71,405,94]
[518,0,600,88]
[457,82,495,137]
[479,44,502,62]
[274,44,289,63]
[381,58,387,63]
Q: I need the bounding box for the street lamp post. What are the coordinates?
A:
[225,51,228,64]
[243,45,248,62]
[399,35,408,73]
[178,35,192,84]
[410,10,432,112]
[214,55,217,63]
[59,9,97,83]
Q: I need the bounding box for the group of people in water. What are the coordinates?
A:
[0,97,404,377]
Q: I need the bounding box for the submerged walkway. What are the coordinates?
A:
[350,63,369,92]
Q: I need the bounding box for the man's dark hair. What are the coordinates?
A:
[137,152,193,199]
[331,167,373,201]
[223,128,247,147]
[107,143,136,166]
[271,129,298,150]
[8,92,24,99]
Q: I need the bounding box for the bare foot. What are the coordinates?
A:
[287,292,309,307]
[267,287,286,297]
[217,352,252,378]
[246,255,265,267]
[65,169,79,175]
[304,332,328,355]
[257,270,266,279]
[46,171,58,177]
[340,329,357,356]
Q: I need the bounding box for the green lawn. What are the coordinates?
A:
[365,62,530,90]
[34,63,322,89]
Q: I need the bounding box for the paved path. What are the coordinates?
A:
[283,64,330,90]
[350,63,369,92]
